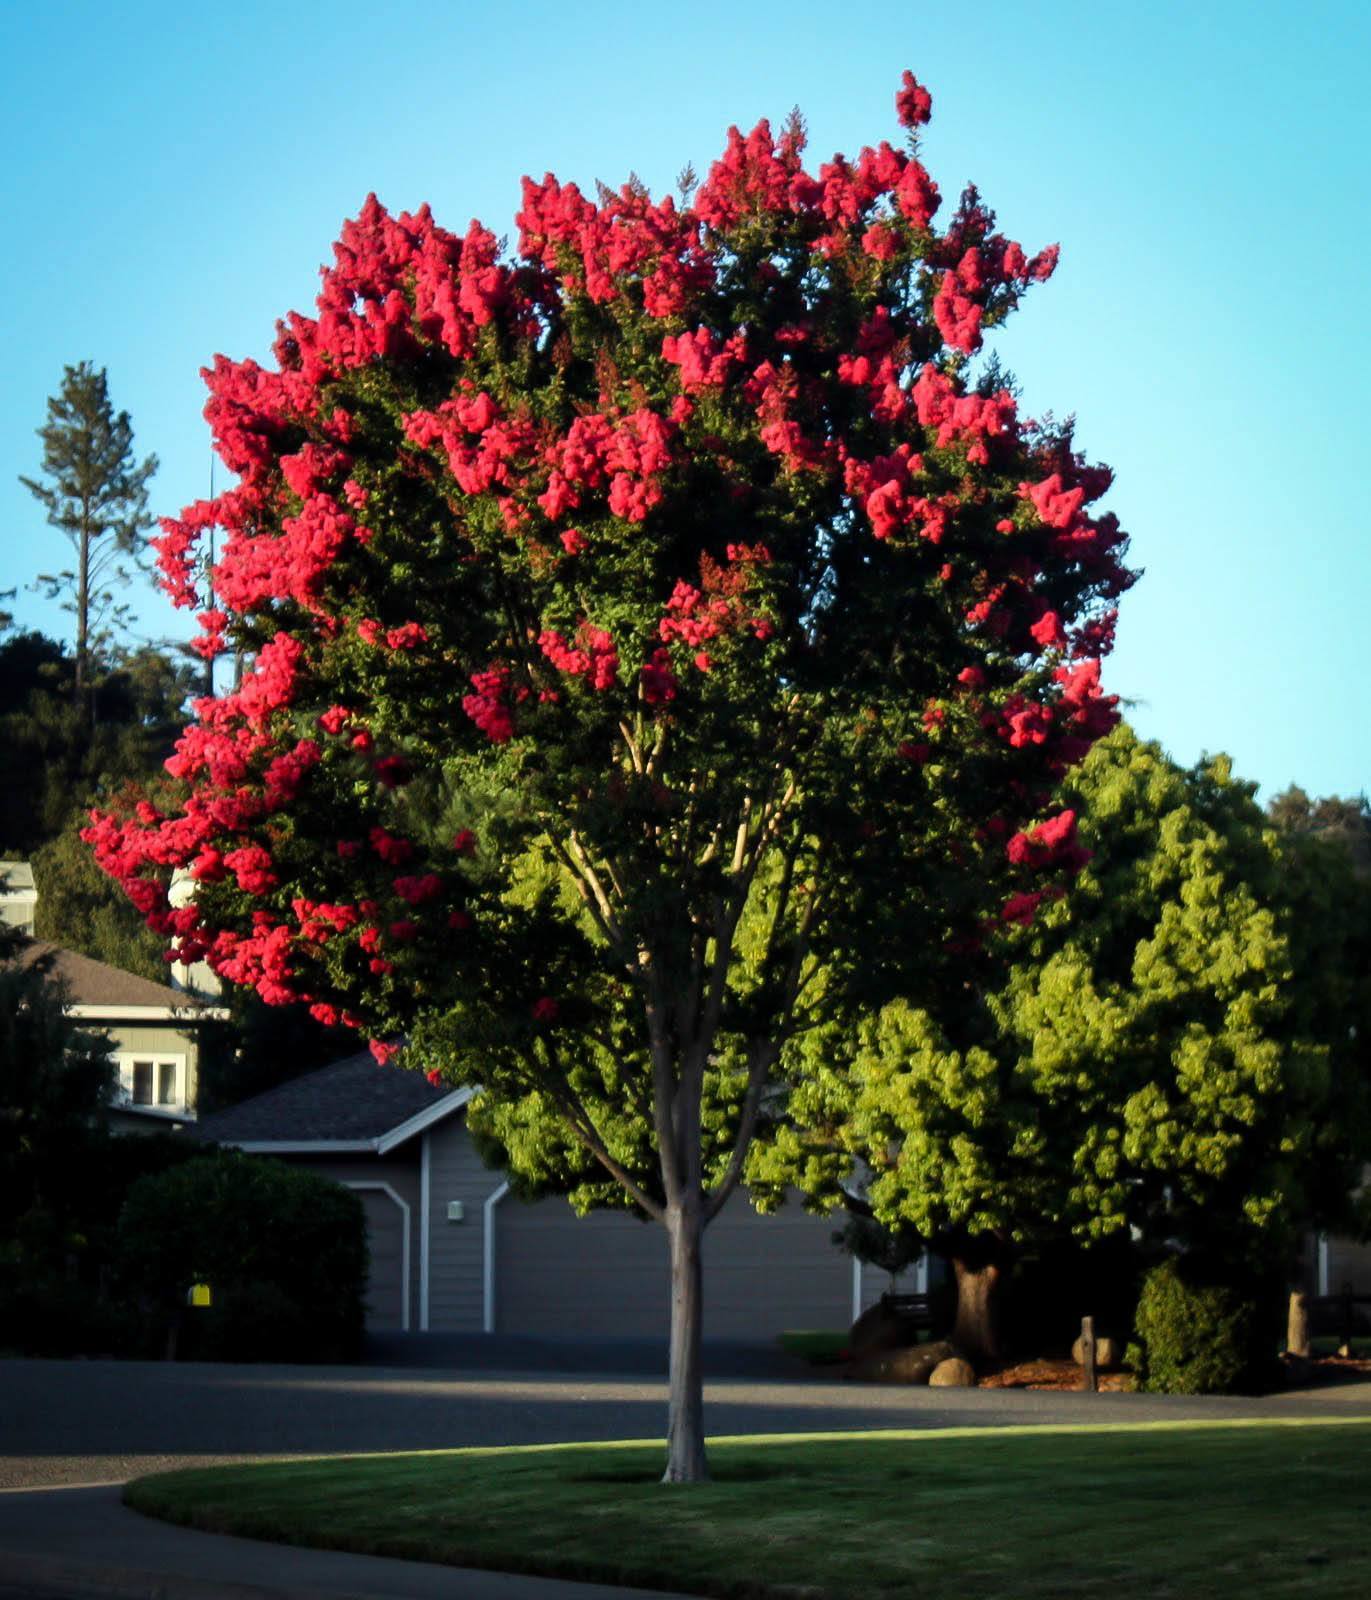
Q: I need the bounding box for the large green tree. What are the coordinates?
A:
[87,73,1132,1479]
[0,631,198,974]
[20,362,158,717]
[754,728,1371,1362]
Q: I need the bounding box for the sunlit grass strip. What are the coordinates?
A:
[126,1421,1371,1600]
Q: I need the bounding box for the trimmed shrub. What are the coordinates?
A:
[1129,1257,1280,1394]
[0,1275,140,1357]
[115,1151,366,1362]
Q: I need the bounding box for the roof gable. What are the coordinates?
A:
[14,940,220,1012]
[194,1051,469,1146]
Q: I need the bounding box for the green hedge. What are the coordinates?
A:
[1128,1257,1280,1394]
[115,1151,367,1362]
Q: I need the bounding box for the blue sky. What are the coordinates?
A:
[3,0,1366,802]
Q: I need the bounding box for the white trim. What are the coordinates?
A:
[419,1131,432,1332]
[1318,1233,1331,1297]
[851,1256,863,1325]
[915,1251,930,1294]
[229,1139,376,1154]
[216,1086,476,1158]
[483,1181,510,1334]
[112,1103,197,1124]
[69,1003,229,1021]
[343,1180,411,1332]
[375,1086,475,1154]
[113,1052,188,1115]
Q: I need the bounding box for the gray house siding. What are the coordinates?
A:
[422,1119,502,1333]
[288,1153,422,1332]
[1325,1235,1371,1298]
[493,1186,853,1339]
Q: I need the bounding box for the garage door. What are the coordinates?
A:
[355,1187,408,1331]
[494,1190,850,1339]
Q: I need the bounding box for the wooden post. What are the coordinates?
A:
[1080,1315,1098,1393]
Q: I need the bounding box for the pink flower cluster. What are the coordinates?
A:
[1005,809,1088,872]
[539,408,676,526]
[462,664,518,743]
[661,327,748,392]
[538,624,619,690]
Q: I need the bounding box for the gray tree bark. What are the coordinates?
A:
[663,1196,707,1483]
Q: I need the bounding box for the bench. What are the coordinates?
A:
[878,1292,939,1337]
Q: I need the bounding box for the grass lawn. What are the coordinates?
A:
[124,1420,1371,1600]
[776,1329,849,1363]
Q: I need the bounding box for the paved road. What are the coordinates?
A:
[2,1343,1369,1600]
[8,1346,1371,1489]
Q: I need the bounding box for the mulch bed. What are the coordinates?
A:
[978,1353,1371,1392]
[978,1358,1133,1392]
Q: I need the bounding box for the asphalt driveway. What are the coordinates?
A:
[5,1339,1371,1490]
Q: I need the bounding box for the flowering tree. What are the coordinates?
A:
[86,73,1131,1480]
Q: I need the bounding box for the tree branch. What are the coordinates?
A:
[703,1037,779,1224]
[538,1038,664,1221]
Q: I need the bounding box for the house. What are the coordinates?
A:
[195,1052,905,1338]
[15,940,227,1132]
[0,861,37,936]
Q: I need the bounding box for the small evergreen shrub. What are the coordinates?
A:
[115,1151,366,1362]
[1129,1257,1277,1394]
[0,1275,140,1357]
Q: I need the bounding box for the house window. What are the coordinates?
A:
[117,1055,186,1111]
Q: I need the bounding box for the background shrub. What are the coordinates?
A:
[0,1275,140,1357]
[1129,1256,1281,1394]
[115,1151,366,1362]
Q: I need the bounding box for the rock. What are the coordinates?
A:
[847,1299,906,1362]
[849,1339,957,1384]
[1071,1334,1122,1370]
[928,1356,978,1387]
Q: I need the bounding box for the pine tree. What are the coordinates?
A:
[20,363,158,719]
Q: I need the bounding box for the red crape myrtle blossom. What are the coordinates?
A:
[87,71,1133,1484]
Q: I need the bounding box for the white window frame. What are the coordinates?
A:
[114,1052,188,1113]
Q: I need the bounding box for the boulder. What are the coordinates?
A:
[850,1339,957,1385]
[928,1356,978,1388]
[1072,1334,1122,1370]
[847,1299,906,1362]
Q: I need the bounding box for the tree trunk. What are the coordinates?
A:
[1286,1290,1311,1359]
[76,520,90,716]
[663,1196,708,1484]
[950,1254,1006,1367]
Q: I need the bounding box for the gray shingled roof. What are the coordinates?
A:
[195,1051,457,1144]
[15,941,214,1010]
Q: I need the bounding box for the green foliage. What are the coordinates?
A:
[114,1151,366,1361]
[760,726,1371,1271]
[0,1275,141,1358]
[0,631,195,853]
[19,362,157,696]
[33,826,165,980]
[831,1212,925,1286]
[1129,1257,1280,1395]
[0,628,197,973]
[0,951,115,1279]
